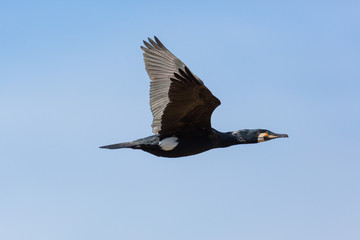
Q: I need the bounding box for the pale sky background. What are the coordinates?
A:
[1,1,360,239]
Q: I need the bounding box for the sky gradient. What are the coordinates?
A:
[1,1,360,239]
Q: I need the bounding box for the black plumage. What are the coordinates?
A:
[100,37,288,158]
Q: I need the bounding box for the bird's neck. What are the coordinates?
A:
[215,129,258,148]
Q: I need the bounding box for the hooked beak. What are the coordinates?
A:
[268,133,289,139]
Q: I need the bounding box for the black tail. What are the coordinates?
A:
[99,142,138,150]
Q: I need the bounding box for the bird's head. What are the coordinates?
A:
[255,129,289,143]
[232,129,288,143]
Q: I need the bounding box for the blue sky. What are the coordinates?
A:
[1,0,359,239]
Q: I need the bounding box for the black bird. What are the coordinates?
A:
[100,37,288,158]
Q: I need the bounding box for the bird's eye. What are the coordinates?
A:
[264,133,269,137]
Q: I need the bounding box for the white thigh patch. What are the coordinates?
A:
[159,136,179,151]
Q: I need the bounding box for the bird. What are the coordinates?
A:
[100,36,288,158]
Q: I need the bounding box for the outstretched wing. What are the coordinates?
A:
[141,37,221,136]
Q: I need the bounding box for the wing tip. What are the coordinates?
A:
[141,36,168,52]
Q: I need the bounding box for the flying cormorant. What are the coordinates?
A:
[100,37,288,157]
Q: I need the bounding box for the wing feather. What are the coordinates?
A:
[141,37,220,135]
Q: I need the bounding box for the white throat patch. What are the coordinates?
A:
[159,136,179,151]
[257,133,267,142]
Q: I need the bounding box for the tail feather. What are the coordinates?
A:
[99,142,138,149]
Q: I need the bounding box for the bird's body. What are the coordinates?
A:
[102,129,228,158]
[100,37,288,157]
